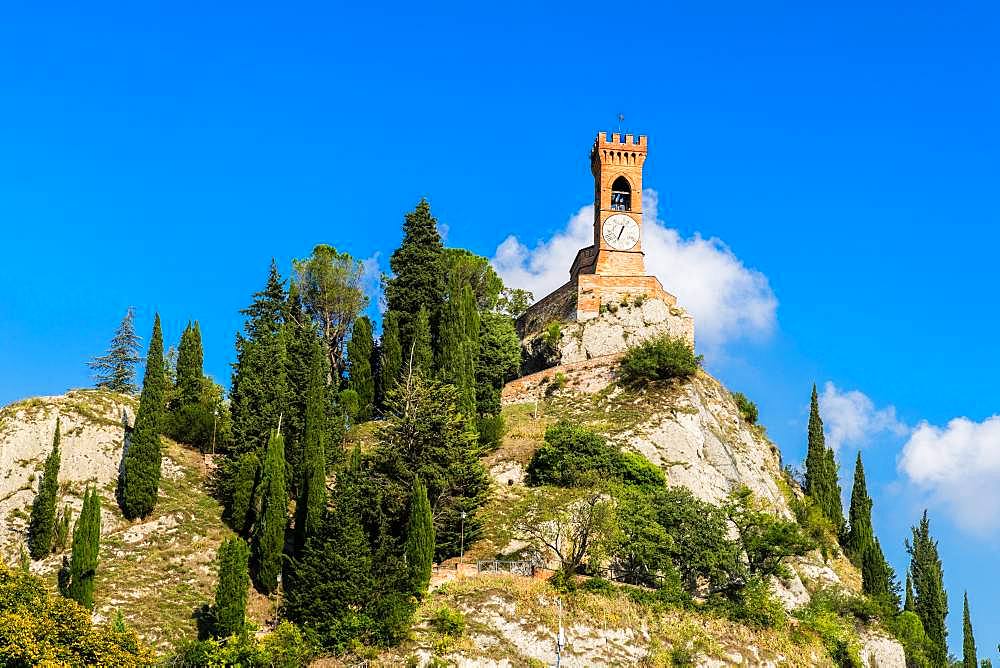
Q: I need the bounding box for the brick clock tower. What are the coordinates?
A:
[517,131,677,335]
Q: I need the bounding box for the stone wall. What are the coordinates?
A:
[515,279,578,338]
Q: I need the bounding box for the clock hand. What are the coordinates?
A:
[617,226,624,240]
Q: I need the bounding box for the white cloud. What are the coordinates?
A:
[360,252,385,314]
[491,189,778,349]
[898,415,1000,536]
[818,381,909,452]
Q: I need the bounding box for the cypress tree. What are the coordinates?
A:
[89,306,143,394]
[963,592,977,668]
[253,430,287,594]
[67,486,101,609]
[408,307,433,378]
[230,451,259,536]
[57,555,71,597]
[861,538,894,602]
[52,504,72,553]
[28,419,61,559]
[175,321,204,406]
[380,311,403,395]
[214,536,250,638]
[405,478,434,598]
[822,446,845,533]
[347,316,375,422]
[804,384,826,501]
[118,313,165,519]
[907,510,948,666]
[803,384,844,531]
[904,573,915,612]
[385,198,446,355]
[294,339,328,554]
[844,452,873,562]
[282,286,312,495]
[437,280,480,417]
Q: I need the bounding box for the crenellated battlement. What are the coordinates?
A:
[594,131,647,149]
[591,132,647,172]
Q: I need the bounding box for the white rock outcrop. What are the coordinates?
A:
[559,298,694,365]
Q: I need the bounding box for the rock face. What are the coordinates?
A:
[520,297,694,374]
[0,390,135,560]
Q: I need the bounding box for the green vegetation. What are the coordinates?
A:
[731,391,758,425]
[118,313,165,519]
[294,337,328,553]
[293,243,370,379]
[252,430,287,594]
[906,510,948,666]
[475,311,521,416]
[385,199,446,359]
[526,421,666,489]
[172,621,311,667]
[67,486,101,610]
[347,315,375,421]
[27,418,60,559]
[88,306,143,394]
[174,321,204,406]
[963,592,977,668]
[843,452,873,562]
[430,606,466,637]
[0,562,152,666]
[803,384,844,534]
[619,334,701,384]
[380,311,403,395]
[405,478,434,599]
[437,278,480,417]
[213,536,250,638]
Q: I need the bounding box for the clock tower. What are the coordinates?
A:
[517,131,681,335]
[590,132,646,276]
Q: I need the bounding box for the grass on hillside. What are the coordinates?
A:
[95,437,235,655]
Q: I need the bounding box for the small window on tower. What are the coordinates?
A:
[611,176,631,211]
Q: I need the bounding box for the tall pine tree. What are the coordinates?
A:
[385,199,446,356]
[89,307,143,394]
[118,313,165,519]
[67,486,101,610]
[252,430,287,594]
[475,311,521,417]
[907,510,948,666]
[844,452,874,562]
[404,478,434,599]
[28,419,61,559]
[214,536,250,638]
[904,573,915,612]
[347,316,375,422]
[283,284,317,495]
[175,321,204,406]
[294,338,328,554]
[963,592,977,668]
[861,538,898,611]
[225,263,289,508]
[229,451,259,536]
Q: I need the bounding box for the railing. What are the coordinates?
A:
[476,560,535,577]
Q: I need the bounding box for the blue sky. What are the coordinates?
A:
[1,0,998,655]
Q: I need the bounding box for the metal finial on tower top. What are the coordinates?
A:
[617,113,624,133]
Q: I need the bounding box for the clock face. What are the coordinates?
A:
[602,214,640,251]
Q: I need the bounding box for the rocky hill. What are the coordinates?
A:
[0,391,242,653]
[0,335,907,665]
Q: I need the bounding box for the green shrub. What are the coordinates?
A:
[545,371,567,395]
[172,622,312,668]
[430,606,466,637]
[476,413,506,451]
[730,576,786,629]
[543,322,562,347]
[731,392,758,425]
[795,605,863,668]
[619,335,701,384]
[789,494,839,562]
[887,611,932,668]
[526,421,665,489]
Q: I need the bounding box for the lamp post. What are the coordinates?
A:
[460,511,467,565]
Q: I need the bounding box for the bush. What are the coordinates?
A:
[619,334,701,384]
[730,576,786,629]
[165,401,219,452]
[731,392,758,425]
[887,611,932,668]
[172,622,312,668]
[526,421,666,489]
[543,322,562,347]
[476,413,506,451]
[430,606,466,637]
[794,603,863,668]
[0,563,152,666]
[789,494,839,562]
